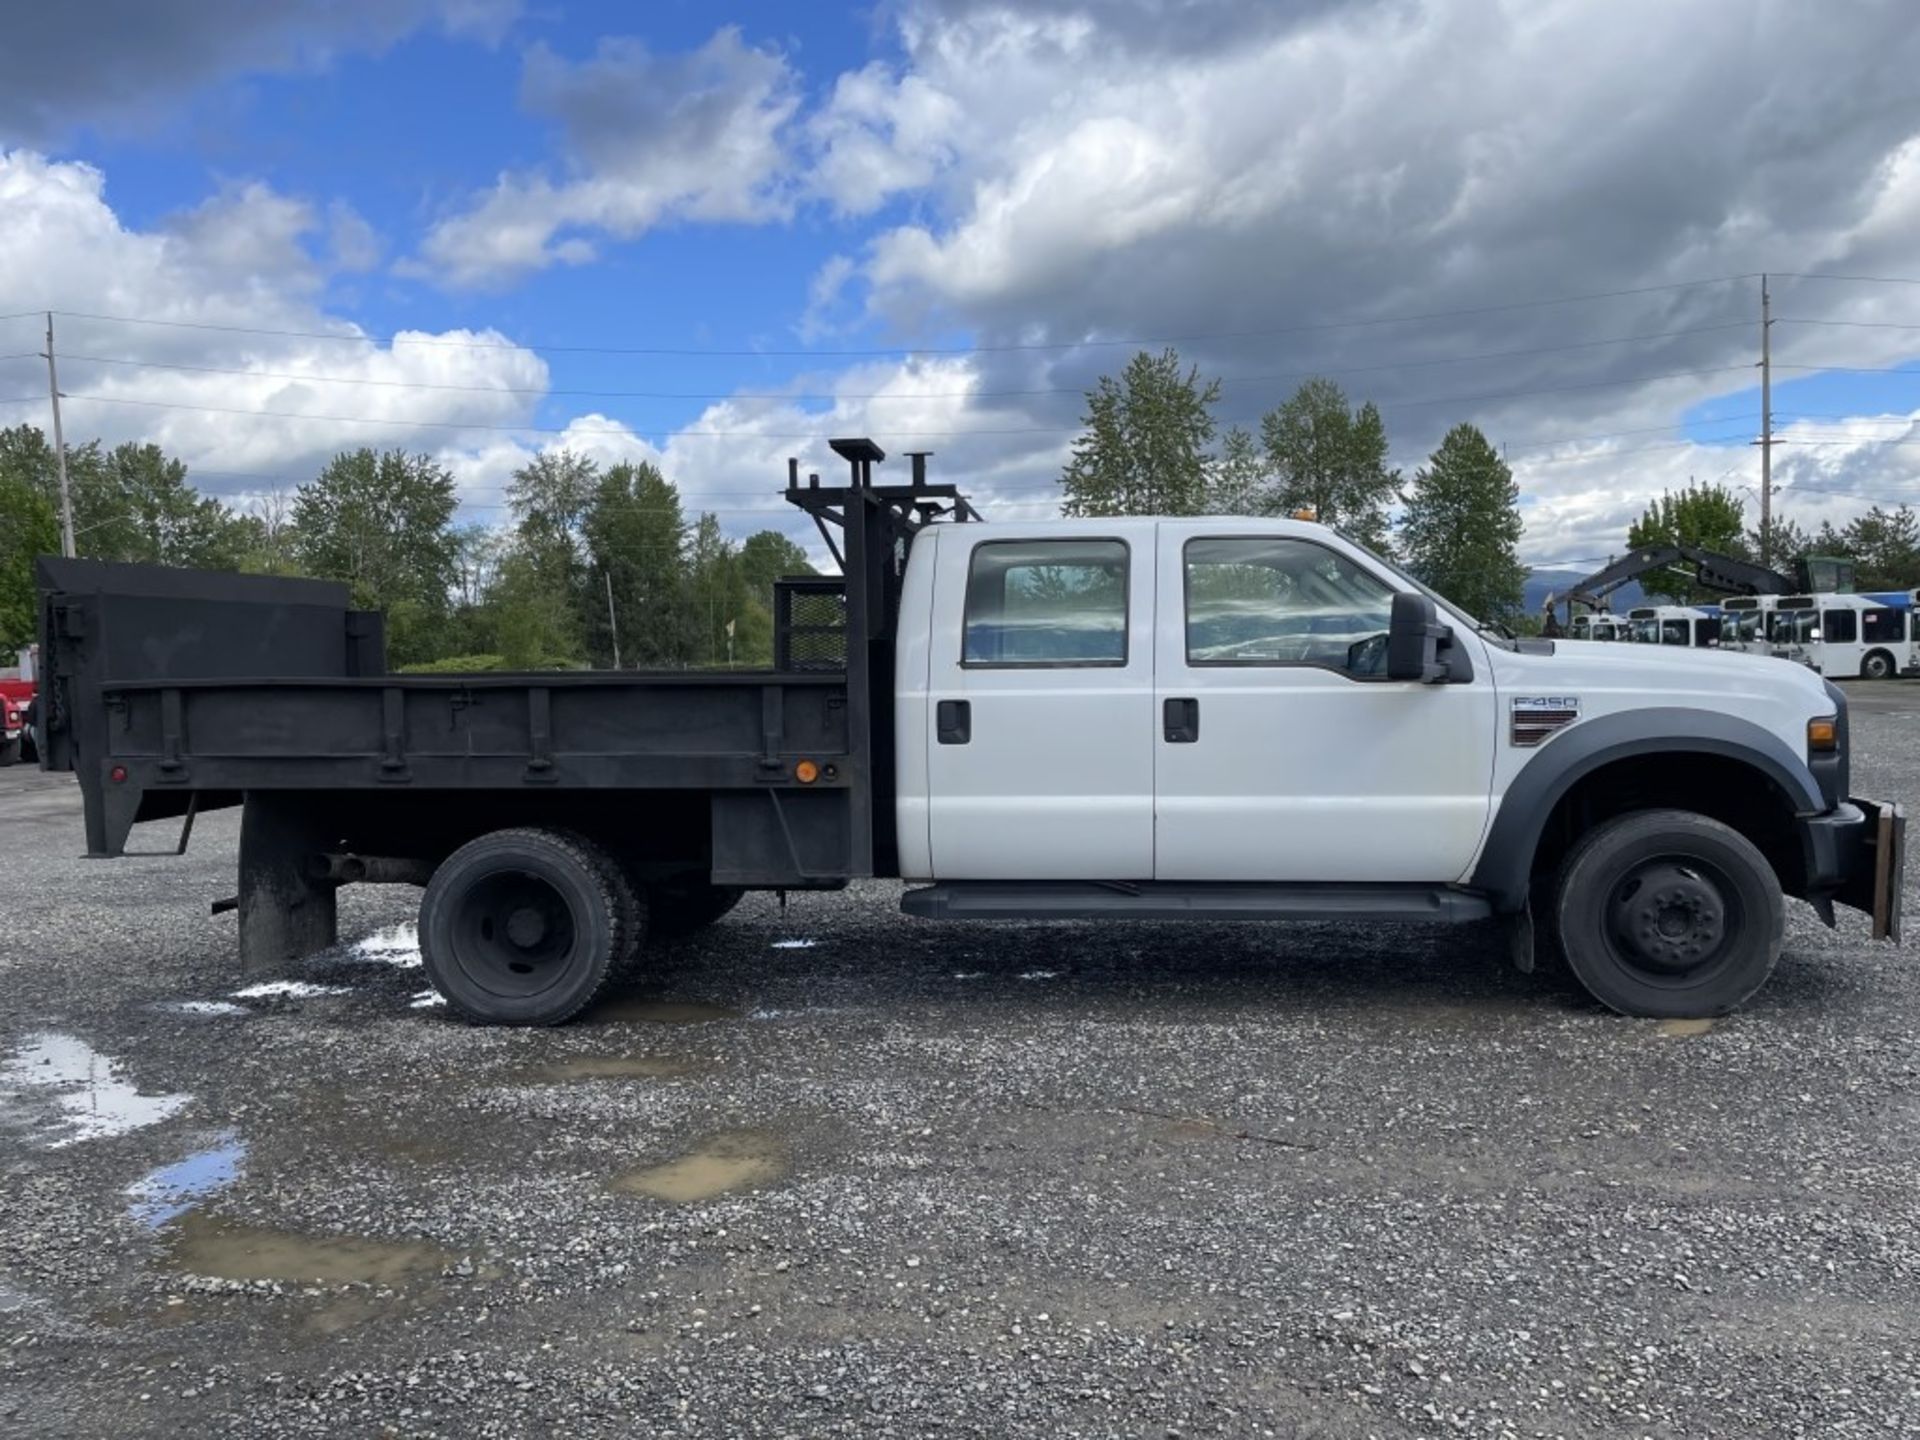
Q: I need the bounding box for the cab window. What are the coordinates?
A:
[1184,537,1394,674]
[963,539,1128,666]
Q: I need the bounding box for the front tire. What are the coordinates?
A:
[1862,649,1895,680]
[1552,809,1784,1018]
[419,828,624,1025]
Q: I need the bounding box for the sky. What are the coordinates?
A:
[3,0,1920,571]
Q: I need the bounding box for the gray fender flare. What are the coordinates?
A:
[1468,706,1824,912]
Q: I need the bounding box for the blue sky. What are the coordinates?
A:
[3,0,1919,562]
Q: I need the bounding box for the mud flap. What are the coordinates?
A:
[1837,797,1904,943]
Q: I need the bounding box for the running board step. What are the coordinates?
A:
[899,882,1492,924]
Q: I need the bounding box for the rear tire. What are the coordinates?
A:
[419,828,623,1026]
[0,736,17,767]
[1552,809,1783,1018]
[1862,649,1895,680]
[647,879,746,939]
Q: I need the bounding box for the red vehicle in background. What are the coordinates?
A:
[2,645,38,766]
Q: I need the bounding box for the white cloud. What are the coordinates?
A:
[806,62,962,217]
[0,150,546,498]
[418,28,799,288]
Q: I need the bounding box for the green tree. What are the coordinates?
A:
[1624,481,1749,603]
[1205,425,1270,514]
[292,448,459,663]
[101,442,252,569]
[1746,513,1809,572]
[582,461,697,668]
[1061,348,1221,517]
[737,529,813,598]
[1398,423,1528,621]
[1840,505,1920,590]
[1260,378,1398,550]
[0,468,58,648]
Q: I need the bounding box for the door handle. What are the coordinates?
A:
[936,699,972,745]
[1164,696,1199,743]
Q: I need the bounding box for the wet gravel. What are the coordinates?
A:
[3,689,1919,1439]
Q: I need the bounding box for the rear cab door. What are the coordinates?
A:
[922,522,1157,879]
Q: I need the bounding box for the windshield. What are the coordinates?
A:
[1629,618,1660,643]
[1341,536,1517,647]
[1770,610,1817,644]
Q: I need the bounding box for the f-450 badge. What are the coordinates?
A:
[1511,696,1580,747]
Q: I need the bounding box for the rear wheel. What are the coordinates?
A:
[419,828,623,1025]
[0,736,17,767]
[647,879,745,939]
[1553,809,1783,1018]
[1862,648,1895,680]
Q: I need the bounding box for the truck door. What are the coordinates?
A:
[924,529,1155,879]
[1152,525,1498,883]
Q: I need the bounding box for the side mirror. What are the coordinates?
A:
[1386,592,1471,683]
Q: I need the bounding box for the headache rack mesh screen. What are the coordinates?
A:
[774,577,848,671]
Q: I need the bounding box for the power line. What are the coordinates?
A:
[57,363,1763,440]
[35,274,1755,359]
[20,321,1753,404]
[1775,317,1920,332]
[1771,270,1920,288]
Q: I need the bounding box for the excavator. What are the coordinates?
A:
[1541,546,1854,634]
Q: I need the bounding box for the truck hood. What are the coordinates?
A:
[1497,638,1835,714]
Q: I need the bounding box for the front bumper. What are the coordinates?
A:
[1800,796,1905,941]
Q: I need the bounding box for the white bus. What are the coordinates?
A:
[1765,593,1908,679]
[1718,594,1779,655]
[1567,612,1625,642]
[1625,605,1722,648]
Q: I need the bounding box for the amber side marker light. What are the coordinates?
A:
[794,759,820,784]
[1808,717,1839,753]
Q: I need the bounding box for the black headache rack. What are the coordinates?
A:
[36,439,976,909]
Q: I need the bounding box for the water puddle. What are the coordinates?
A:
[127,1134,246,1228]
[520,1055,698,1082]
[165,1212,460,1287]
[349,923,423,969]
[1,1032,190,1146]
[159,1000,249,1018]
[1657,1017,1716,1037]
[587,999,740,1025]
[231,980,350,1001]
[611,1130,787,1204]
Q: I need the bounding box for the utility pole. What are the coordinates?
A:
[603,568,622,669]
[1755,274,1773,567]
[42,312,75,558]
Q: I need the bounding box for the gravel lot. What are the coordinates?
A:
[4,688,1919,1439]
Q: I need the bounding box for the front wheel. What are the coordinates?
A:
[1553,809,1784,1018]
[1862,649,1896,680]
[419,828,625,1025]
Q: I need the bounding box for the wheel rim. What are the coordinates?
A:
[1603,856,1742,989]
[447,867,579,998]
[1867,654,1890,678]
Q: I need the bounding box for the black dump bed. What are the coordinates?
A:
[34,554,858,887]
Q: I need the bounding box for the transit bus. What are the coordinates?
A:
[1766,593,1908,678]
[1625,605,1722,648]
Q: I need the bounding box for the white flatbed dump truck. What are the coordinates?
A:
[36,439,1905,1023]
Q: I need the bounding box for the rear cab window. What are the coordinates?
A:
[962,539,1129,666]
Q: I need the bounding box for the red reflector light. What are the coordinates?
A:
[109,765,128,783]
